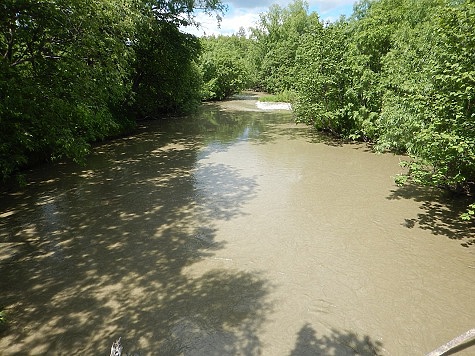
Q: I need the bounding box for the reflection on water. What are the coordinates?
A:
[0,96,474,355]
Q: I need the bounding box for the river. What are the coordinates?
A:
[0,93,474,355]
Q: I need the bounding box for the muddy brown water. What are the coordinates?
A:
[1,94,474,355]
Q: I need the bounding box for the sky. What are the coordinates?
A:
[183,1,358,36]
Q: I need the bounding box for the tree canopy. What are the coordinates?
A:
[0,0,224,180]
[1,0,473,219]
[243,0,474,219]
[199,34,252,100]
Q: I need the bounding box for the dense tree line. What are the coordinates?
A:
[1,0,473,218]
[0,0,224,181]
[199,31,251,100]
[245,0,474,219]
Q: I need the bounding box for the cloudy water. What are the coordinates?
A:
[0,93,474,355]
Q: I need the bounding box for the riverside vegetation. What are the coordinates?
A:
[1,0,474,218]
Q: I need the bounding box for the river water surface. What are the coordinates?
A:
[1,94,474,355]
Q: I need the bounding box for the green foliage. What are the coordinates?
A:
[258,90,296,103]
[294,20,358,137]
[0,0,225,181]
[378,0,475,197]
[250,0,474,217]
[360,0,474,215]
[2,0,472,219]
[461,203,475,221]
[376,1,443,152]
[199,35,251,100]
[138,0,226,26]
[129,0,227,115]
[0,0,135,179]
[249,0,320,94]
[292,0,406,140]
[131,20,203,116]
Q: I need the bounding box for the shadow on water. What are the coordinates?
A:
[1,98,391,354]
[387,184,475,247]
[0,114,273,353]
[289,323,383,356]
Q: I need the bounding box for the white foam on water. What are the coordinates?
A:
[256,101,292,111]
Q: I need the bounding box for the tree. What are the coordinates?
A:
[0,0,135,179]
[276,0,474,218]
[130,20,203,116]
[294,20,357,136]
[128,0,227,116]
[249,0,319,94]
[382,0,475,203]
[199,35,251,100]
[0,0,225,181]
